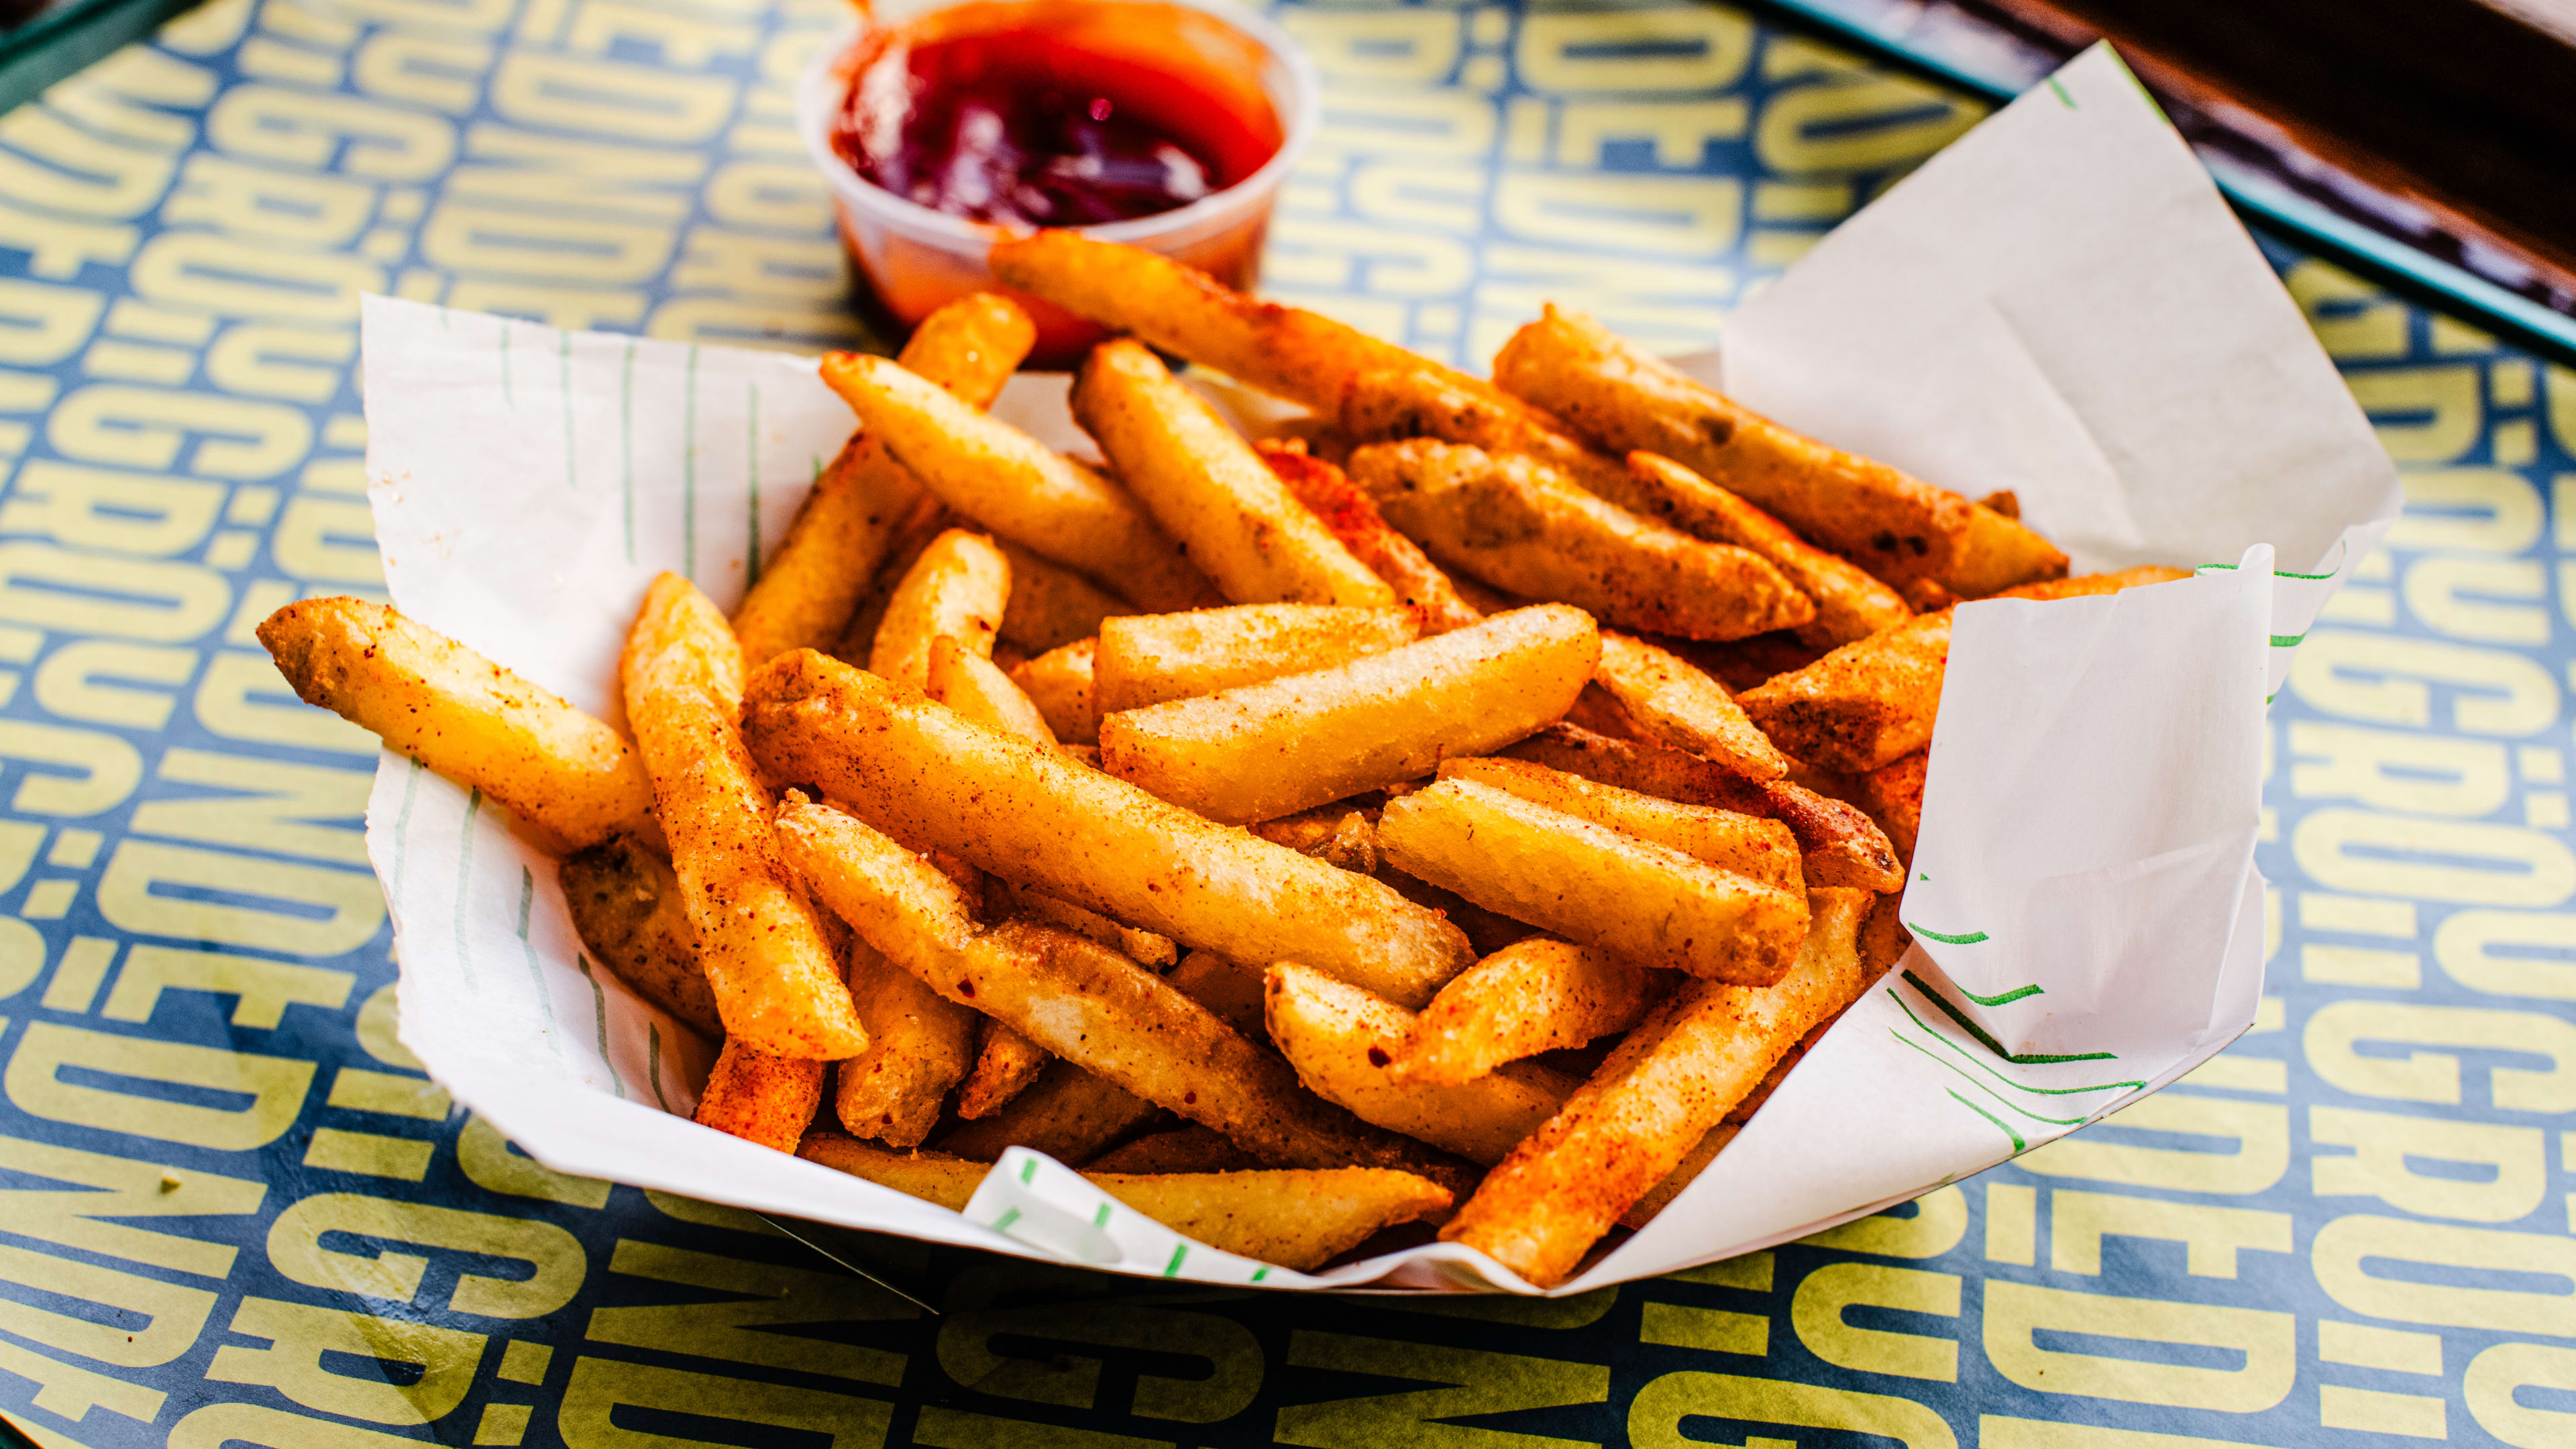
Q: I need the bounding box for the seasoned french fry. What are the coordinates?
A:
[987,877,1178,969]
[1265,963,1575,1165]
[1436,757,1803,892]
[927,635,1058,747]
[799,1130,1451,1271]
[1491,305,2068,592]
[743,651,1477,1005]
[1666,631,1831,693]
[1442,888,1873,1286]
[818,352,1214,610]
[831,495,951,669]
[1338,362,1641,504]
[775,792,1465,1184]
[1738,566,2190,773]
[621,575,865,1059]
[259,597,658,852]
[1167,950,1267,1042]
[1010,637,1098,745]
[870,529,1010,686]
[836,941,979,1146]
[998,539,1134,655]
[1093,603,1419,715]
[696,1040,824,1152]
[1502,723,1902,892]
[1258,441,1484,632]
[1391,938,1661,1086]
[1616,1122,1739,1231]
[1625,452,1912,647]
[558,834,722,1040]
[1378,776,1808,983]
[1073,339,1397,608]
[1593,630,1791,780]
[1248,805,1378,875]
[1854,749,1927,865]
[1085,1125,1260,1175]
[1623,1015,1831,1230]
[1348,441,1813,642]
[733,292,1034,664]
[938,1058,1159,1163]
[955,1018,1051,1119]
[1100,604,1599,826]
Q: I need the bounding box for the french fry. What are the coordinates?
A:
[696,1040,825,1152]
[927,635,1059,747]
[998,539,1134,655]
[1265,963,1575,1165]
[1100,604,1599,825]
[1258,441,1484,633]
[1248,805,1378,875]
[938,1059,1159,1163]
[1616,1122,1739,1232]
[1592,630,1791,780]
[1666,631,1831,693]
[835,941,979,1146]
[1442,888,1873,1286]
[1623,1014,1832,1230]
[775,792,1466,1184]
[988,877,1179,969]
[742,652,1478,1004]
[955,1018,1051,1119]
[870,529,1011,686]
[1010,637,1099,745]
[1501,723,1902,892]
[733,292,1034,664]
[799,1130,1451,1271]
[1390,937,1661,1086]
[1436,757,1803,892]
[557,834,722,1040]
[1073,339,1397,608]
[1378,777,1809,983]
[1167,950,1267,1042]
[1338,362,1642,504]
[1854,749,1927,865]
[1347,440,1813,642]
[1738,566,2190,773]
[1491,305,2068,592]
[831,496,951,669]
[1625,452,1912,647]
[258,597,659,852]
[1093,603,1419,715]
[818,352,1214,610]
[1085,1125,1260,1175]
[621,574,865,1059]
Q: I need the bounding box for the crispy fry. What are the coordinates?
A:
[1248,805,1379,875]
[621,575,864,1059]
[818,352,1213,610]
[1010,637,1098,745]
[1436,757,1801,892]
[1100,603,1599,825]
[1501,723,1902,892]
[696,1040,824,1152]
[1616,1122,1739,1231]
[1085,1125,1260,1175]
[1168,950,1267,1042]
[1854,749,1927,865]
[1623,452,1913,647]
[734,293,1033,664]
[870,529,1010,686]
[1442,888,1872,1285]
[746,649,1472,1006]
[988,877,1178,969]
[1377,777,1808,984]
[1593,629,1792,780]
[1492,305,2068,592]
[1258,441,1484,632]
[927,635,1058,747]
[775,793,1465,1185]
[1391,938,1660,1086]
[956,1018,1051,1119]
[832,495,951,669]
[836,941,979,1146]
[1348,440,1813,642]
[1738,566,2190,773]
[258,597,658,852]
[1265,963,1575,1165]
[1073,339,1396,608]
[1094,603,1419,715]
[1622,1015,1834,1230]
[799,1130,1450,1271]
[557,834,722,1040]
[938,1058,1159,1163]
[998,539,1134,655]
[1666,631,1831,693]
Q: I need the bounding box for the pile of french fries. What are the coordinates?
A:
[261,235,2188,1287]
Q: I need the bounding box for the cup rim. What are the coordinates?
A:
[794,0,1322,249]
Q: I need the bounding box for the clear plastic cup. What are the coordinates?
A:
[797,0,1320,367]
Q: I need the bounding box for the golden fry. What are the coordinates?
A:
[1348,440,1813,642]
[1093,602,1419,715]
[1625,452,1911,647]
[1258,441,1484,632]
[938,1059,1158,1163]
[1442,888,1873,1286]
[1265,963,1574,1165]
[696,1039,824,1152]
[836,943,979,1147]
[1085,1125,1260,1175]
[1073,339,1395,608]
[557,834,722,1040]
[955,1019,1051,1120]
[870,529,1010,686]
[741,650,1475,1006]
[998,539,1134,655]
[1593,629,1791,780]
[621,574,864,1059]
[1378,777,1809,983]
[1248,805,1379,875]
[1436,757,1803,892]
[259,597,657,852]
[1854,749,1927,865]
[1167,950,1267,1042]
[734,292,1033,664]
[1391,937,1660,1086]
[927,635,1058,747]
[1010,637,1098,745]
[1100,604,1598,826]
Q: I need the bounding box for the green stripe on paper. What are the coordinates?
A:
[994,1208,1022,1232]
[1955,981,2043,1006]
[574,954,626,1099]
[1892,993,2145,1096]
[2047,76,2074,109]
[1902,970,2117,1065]
[1909,923,1990,945]
[647,1022,669,1112]
[2269,633,2306,647]
[389,757,423,902]
[1890,1030,2086,1126]
[452,790,482,990]
[1093,1203,1113,1228]
[1020,1157,1038,1184]
[516,868,559,1055]
[1163,1244,1188,1277]
[1947,1089,2025,1153]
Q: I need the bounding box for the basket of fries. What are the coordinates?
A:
[282,46,2398,1293]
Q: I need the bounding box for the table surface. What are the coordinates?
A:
[0,1,2567,1446]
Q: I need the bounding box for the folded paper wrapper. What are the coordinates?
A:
[360,44,2400,1294]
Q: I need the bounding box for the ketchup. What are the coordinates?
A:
[835,1,1283,229]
